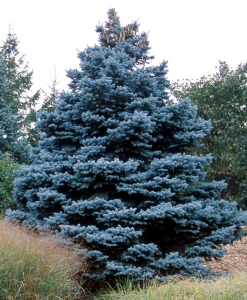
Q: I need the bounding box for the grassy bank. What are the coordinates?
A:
[1,219,247,299]
[95,273,247,300]
[0,220,84,299]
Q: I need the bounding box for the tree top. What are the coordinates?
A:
[96,8,153,66]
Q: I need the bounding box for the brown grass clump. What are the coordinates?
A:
[0,220,86,299]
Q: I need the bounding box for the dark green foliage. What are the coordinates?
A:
[0,54,29,164]
[0,27,40,148]
[0,28,37,211]
[0,154,19,212]
[171,61,247,208]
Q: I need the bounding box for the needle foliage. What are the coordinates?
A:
[6,9,247,282]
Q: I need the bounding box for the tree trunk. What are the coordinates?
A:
[222,176,237,200]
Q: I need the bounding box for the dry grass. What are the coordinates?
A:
[1,218,247,299]
[95,273,247,300]
[95,230,247,300]
[0,220,86,299]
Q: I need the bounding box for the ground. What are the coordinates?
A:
[206,227,247,275]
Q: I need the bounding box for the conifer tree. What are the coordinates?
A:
[0,54,27,211]
[40,68,60,114]
[7,9,247,281]
[0,27,40,147]
[0,55,29,164]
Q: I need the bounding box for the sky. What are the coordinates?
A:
[0,0,247,101]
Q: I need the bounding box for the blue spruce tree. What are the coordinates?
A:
[7,9,247,281]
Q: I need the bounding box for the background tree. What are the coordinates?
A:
[7,9,247,282]
[0,54,29,164]
[171,61,247,208]
[0,26,40,147]
[0,27,41,212]
[0,154,19,211]
[40,67,61,114]
[0,55,28,211]
[28,69,62,146]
